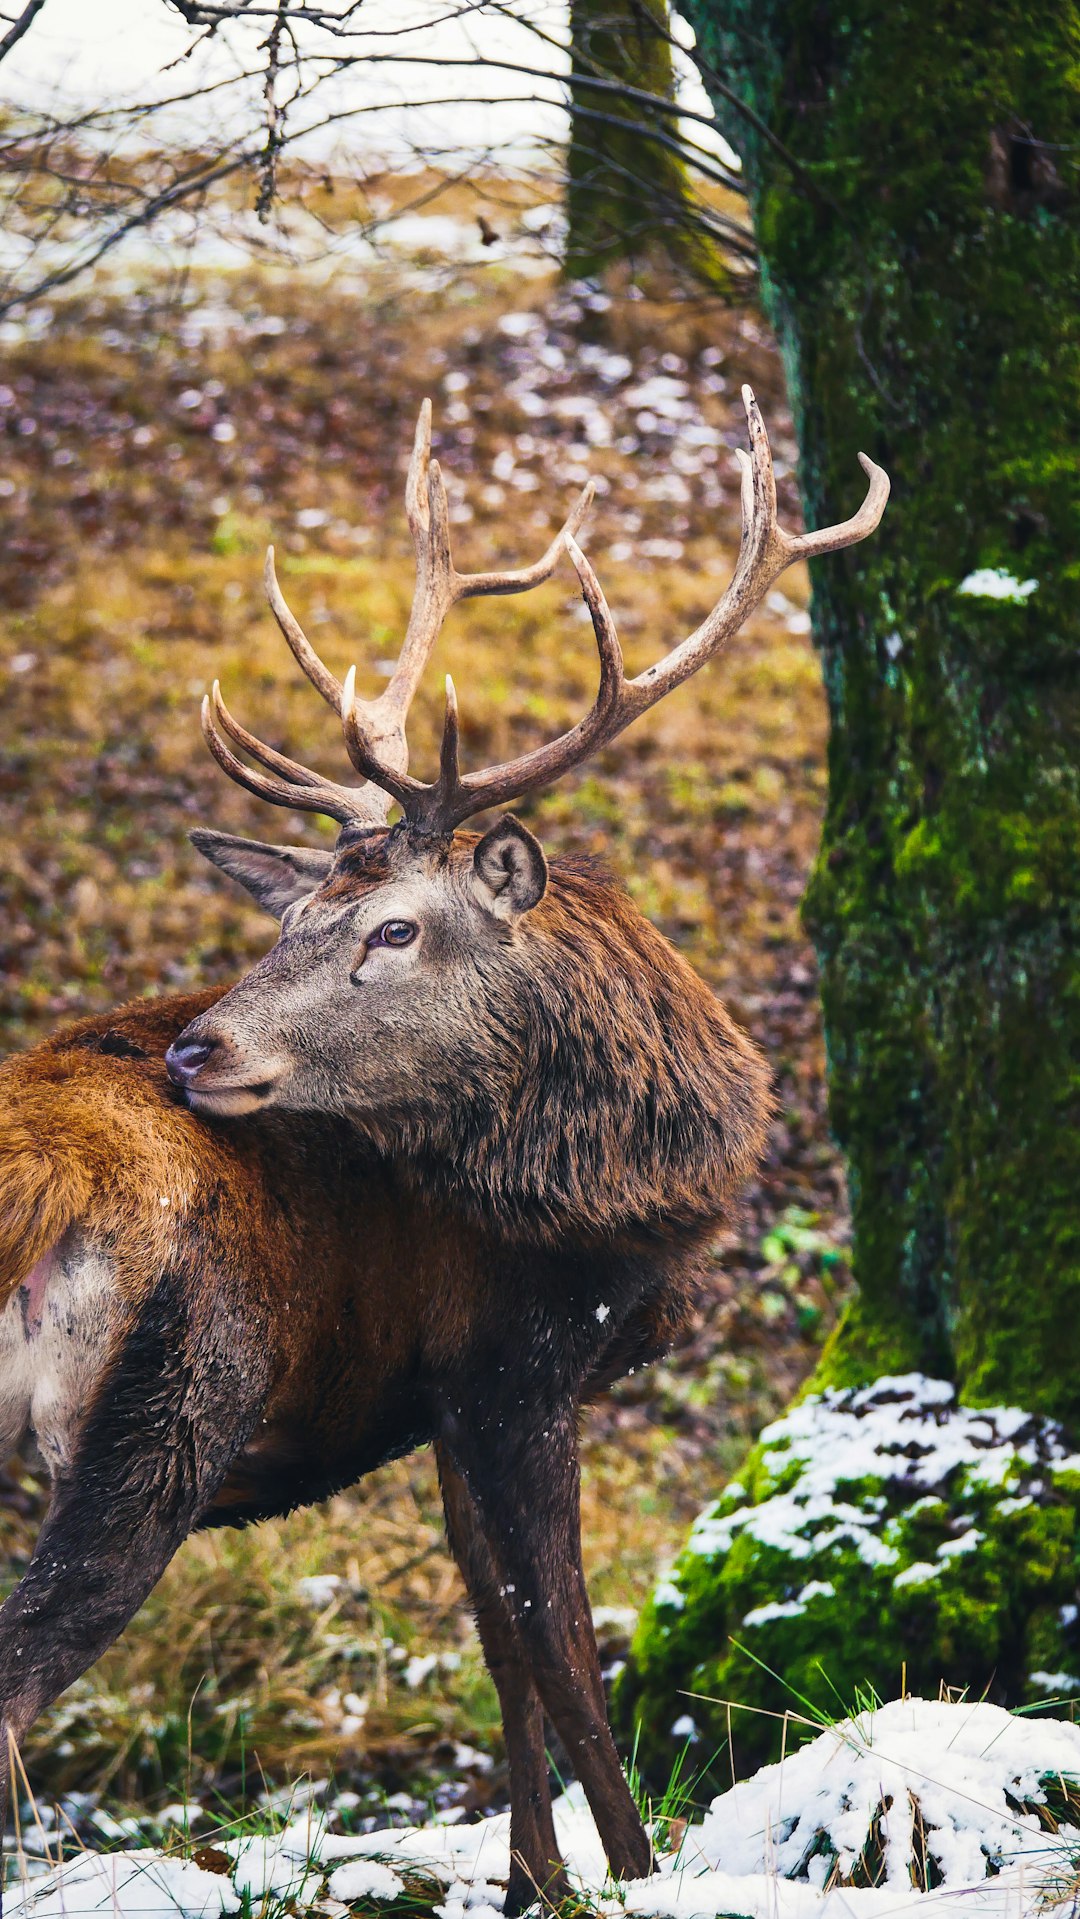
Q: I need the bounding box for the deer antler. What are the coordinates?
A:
[203,390,888,836]
[200,677,372,827]
[342,385,889,834]
[203,399,594,827]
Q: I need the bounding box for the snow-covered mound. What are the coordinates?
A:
[7,1699,1080,1918]
[621,1374,1080,1781]
[649,1696,1080,1905]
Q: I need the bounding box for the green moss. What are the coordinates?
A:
[813,1293,940,1393]
[614,1377,1080,1784]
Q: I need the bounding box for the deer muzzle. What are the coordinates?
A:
[165,1031,285,1117]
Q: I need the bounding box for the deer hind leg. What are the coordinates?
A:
[0,1268,269,1837]
[435,1441,568,1917]
[440,1409,651,1889]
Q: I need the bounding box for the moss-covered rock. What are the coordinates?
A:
[615,1375,1080,1783]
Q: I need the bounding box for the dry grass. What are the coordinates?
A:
[0,207,849,1815]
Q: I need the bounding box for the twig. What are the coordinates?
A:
[0,0,46,66]
[256,0,287,222]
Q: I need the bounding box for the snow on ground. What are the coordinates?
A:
[5,1851,241,1918]
[7,1699,1080,1919]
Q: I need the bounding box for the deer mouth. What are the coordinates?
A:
[183,1079,278,1117]
[165,1036,284,1116]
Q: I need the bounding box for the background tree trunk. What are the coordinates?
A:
[565,0,729,287]
[616,0,1080,1779]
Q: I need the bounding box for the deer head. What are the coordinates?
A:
[168,393,886,1235]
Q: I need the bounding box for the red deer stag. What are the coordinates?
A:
[0,391,887,1911]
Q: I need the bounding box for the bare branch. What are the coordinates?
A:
[256,0,287,222]
[0,1,758,317]
[0,0,46,66]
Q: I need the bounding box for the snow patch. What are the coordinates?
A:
[295,1573,343,1608]
[893,1559,941,1587]
[674,1696,1080,1893]
[328,1858,405,1901]
[742,1597,807,1627]
[403,1650,462,1689]
[670,1714,698,1740]
[957,567,1039,603]
[7,1851,240,1918]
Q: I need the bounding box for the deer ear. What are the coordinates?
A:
[470,816,548,922]
[190,830,334,919]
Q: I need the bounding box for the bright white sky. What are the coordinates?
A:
[3,0,731,168]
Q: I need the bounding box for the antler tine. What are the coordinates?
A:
[337,401,599,805]
[790,449,891,560]
[209,679,327,789]
[203,681,387,828]
[405,397,433,548]
[439,675,462,792]
[630,384,889,708]
[734,384,889,567]
[449,479,596,604]
[563,532,626,720]
[406,395,597,604]
[381,531,626,834]
[340,663,424,809]
[733,384,778,571]
[264,546,343,715]
[340,430,450,782]
[378,412,597,719]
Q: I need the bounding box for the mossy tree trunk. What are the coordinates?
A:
[615,5,1080,1775]
[685,0,1080,1414]
[565,0,730,288]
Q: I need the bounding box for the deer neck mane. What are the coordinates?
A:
[392,863,772,1250]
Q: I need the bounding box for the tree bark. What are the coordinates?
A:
[565,0,730,288]
[615,1,1080,1780]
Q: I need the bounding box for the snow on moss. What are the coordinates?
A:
[682,1374,1080,1577]
[616,1376,1080,1778]
[957,567,1039,602]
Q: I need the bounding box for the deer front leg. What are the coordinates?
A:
[439,1406,651,1889]
[435,1441,568,1916]
[0,1271,269,1838]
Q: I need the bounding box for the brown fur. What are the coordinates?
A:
[0,997,222,1306]
[431,848,770,1239]
[203,829,772,1247]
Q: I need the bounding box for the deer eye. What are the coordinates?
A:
[370,919,417,949]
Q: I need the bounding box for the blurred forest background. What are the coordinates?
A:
[1,0,1076,1863]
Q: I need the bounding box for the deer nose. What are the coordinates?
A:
[165,1037,217,1087]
